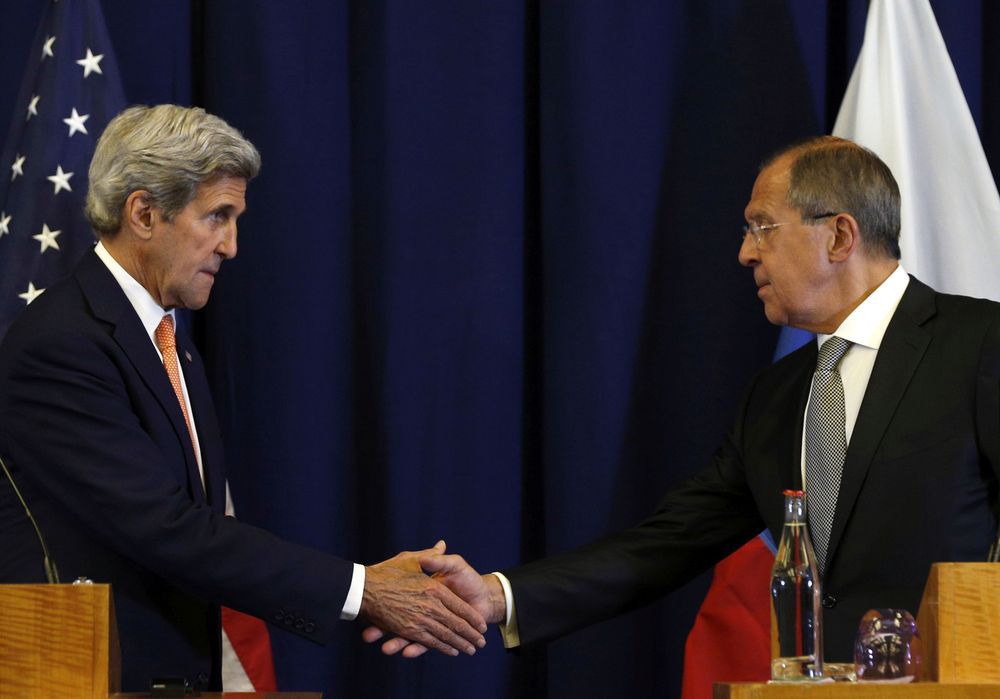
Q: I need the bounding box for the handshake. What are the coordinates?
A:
[359,541,506,657]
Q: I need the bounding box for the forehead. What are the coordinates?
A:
[745,157,793,221]
[191,175,247,209]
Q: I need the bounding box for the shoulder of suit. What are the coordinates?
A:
[917,284,1000,328]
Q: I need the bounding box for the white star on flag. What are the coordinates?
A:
[1,0,127,341]
[33,224,61,253]
[18,283,45,305]
[11,155,25,181]
[47,165,73,194]
[63,108,89,137]
[76,48,104,78]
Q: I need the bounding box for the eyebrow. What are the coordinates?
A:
[209,203,241,216]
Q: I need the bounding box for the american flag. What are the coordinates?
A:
[0,3,278,688]
[0,0,126,340]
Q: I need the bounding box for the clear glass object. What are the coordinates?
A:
[854,609,922,682]
[770,489,824,681]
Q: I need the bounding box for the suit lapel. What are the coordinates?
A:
[825,278,936,568]
[75,251,208,506]
[175,331,227,514]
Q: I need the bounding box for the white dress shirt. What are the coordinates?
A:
[801,265,910,485]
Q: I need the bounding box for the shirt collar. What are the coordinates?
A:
[817,264,910,351]
[94,241,174,345]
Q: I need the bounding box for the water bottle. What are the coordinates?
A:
[770,489,824,680]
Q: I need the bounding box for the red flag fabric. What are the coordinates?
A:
[222,606,278,691]
[681,535,773,699]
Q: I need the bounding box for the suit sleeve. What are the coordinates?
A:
[976,313,1000,483]
[0,321,354,644]
[502,384,766,646]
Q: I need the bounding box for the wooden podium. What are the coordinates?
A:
[0,585,323,697]
[715,563,1000,698]
[916,563,1000,683]
[0,583,120,698]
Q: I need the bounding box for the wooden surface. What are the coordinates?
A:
[715,683,1000,698]
[0,583,120,698]
[917,563,1000,683]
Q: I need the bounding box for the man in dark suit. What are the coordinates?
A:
[0,104,486,691]
[365,136,1000,664]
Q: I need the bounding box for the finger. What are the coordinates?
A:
[362,625,385,643]
[419,552,466,576]
[435,583,488,635]
[411,540,446,558]
[402,642,429,659]
[415,614,480,656]
[380,636,411,655]
[397,540,447,564]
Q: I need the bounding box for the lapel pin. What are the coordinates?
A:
[184,350,192,362]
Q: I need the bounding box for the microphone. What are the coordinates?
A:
[0,453,60,583]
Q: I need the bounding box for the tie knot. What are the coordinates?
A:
[816,336,852,372]
[155,314,175,353]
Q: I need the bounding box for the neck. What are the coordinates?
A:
[803,258,898,334]
[100,235,162,307]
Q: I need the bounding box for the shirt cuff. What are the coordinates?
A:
[339,563,365,620]
[491,572,520,648]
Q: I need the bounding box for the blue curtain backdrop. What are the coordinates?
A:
[1,1,998,697]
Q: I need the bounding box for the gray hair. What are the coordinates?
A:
[85,104,261,237]
[767,136,901,259]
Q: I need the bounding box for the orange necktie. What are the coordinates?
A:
[154,314,197,454]
[154,315,276,689]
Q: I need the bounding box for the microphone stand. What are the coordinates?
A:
[0,454,60,583]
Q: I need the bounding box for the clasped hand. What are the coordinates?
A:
[360,540,505,658]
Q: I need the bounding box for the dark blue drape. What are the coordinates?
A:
[1,1,997,697]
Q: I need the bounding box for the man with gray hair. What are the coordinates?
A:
[0,104,486,691]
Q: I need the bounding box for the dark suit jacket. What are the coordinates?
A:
[505,276,1000,661]
[0,250,354,690]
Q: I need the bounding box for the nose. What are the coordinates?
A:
[217,223,238,260]
[738,233,758,267]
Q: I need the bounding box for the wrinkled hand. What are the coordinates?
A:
[360,541,487,657]
[362,546,507,658]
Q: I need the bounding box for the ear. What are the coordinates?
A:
[123,190,156,241]
[827,213,861,262]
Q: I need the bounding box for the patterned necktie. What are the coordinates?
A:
[154,314,197,457]
[805,335,853,575]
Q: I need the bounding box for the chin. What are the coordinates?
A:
[179,293,211,311]
[763,305,788,327]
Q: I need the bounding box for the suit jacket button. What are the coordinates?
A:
[294,617,305,630]
[822,593,837,609]
[274,610,285,622]
[304,622,316,634]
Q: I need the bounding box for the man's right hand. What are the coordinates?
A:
[362,548,507,658]
[359,541,488,657]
